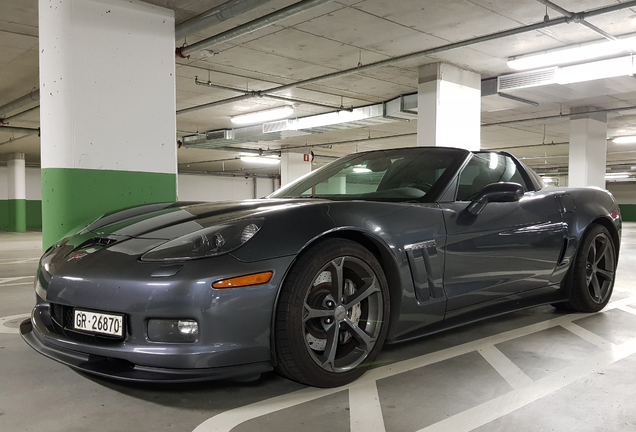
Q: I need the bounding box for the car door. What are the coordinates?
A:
[439,153,564,312]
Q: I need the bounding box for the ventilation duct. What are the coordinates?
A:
[497,67,558,91]
[183,96,415,149]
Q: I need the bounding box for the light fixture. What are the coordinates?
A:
[613,136,636,145]
[507,35,636,70]
[231,106,294,125]
[556,56,634,85]
[605,172,629,179]
[541,177,555,183]
[240,156,280,165]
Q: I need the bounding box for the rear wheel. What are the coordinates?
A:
[560,224,616,312]
[274,239,389,388]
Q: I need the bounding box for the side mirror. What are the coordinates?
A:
[465,182,524,216]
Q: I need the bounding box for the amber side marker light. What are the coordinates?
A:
[212,271,273,288]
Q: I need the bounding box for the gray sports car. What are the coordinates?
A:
[21,147,621,388]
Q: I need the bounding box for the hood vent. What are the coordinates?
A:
[183,96,414,150]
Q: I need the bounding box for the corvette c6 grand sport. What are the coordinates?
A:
[21,147,621,388]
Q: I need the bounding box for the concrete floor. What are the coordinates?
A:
[1,226,636,432]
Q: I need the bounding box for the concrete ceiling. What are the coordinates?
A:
[2,0,636,178]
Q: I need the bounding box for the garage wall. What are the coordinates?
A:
[606,182,636,221]
[0,167,43,230]
[1,170,279,231]
[177,174,276,202]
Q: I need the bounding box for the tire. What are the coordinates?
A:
[561,224,617,312]
[274,238,390,388]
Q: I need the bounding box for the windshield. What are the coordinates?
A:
[271,147,467,202]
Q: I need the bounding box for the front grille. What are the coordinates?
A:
[49,303,126,344]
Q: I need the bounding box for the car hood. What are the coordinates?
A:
[85,199,325,240]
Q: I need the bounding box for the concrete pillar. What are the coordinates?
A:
[417,63,481,150]
[568,108,607,188]
[280,152,311,187]
[7,153,26,232]
[39,0,177,249]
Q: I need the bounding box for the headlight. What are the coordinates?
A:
[140,218,264,261]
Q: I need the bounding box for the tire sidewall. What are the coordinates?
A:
[570,224,616,312]
[277,239,390,387]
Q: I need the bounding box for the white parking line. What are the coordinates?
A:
[617,304,636,316]
[478,345,533,390]
[418,338,636,432]
[0,258,39,265]
[0,276,33,286]
[349,381,386,432]
[193,296,636,432]
[560,321,617,350]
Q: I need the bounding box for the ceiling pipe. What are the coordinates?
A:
[3,105,39,122]
[176,0,275,41]
[0,125,40,135]
[178,0,636,114]
[0,89,40,119]
[0,129,39,147]
[534,0,635,53]
[194,77,348,111]
[180,0,334,57]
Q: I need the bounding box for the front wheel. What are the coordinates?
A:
[274,239,390,388]
[561,224,617,312]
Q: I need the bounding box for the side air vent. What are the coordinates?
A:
[498,67,558,91]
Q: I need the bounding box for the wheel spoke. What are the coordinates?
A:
[596,268,614,281]
[328,258,345,302]
[320,321,340,371]
[590,274,602,300]
[342,317,376,353]
[594,238,608,265]
[303,303,334,322]
[344,276,379,309]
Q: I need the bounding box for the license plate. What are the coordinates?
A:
[73,309,123,337]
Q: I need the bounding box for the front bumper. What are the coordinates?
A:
[20,318,272,382]
[23,249,296,382]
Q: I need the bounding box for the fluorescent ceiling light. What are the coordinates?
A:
[541,177,555,183]
[557,56,634,85]
[605,173,629,179]
[231,106,294,125]
[508,35,636,70]
[240,156,280,165]
[613,136,636,144]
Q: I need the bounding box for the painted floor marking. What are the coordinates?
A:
[417,338,636,432]
[0,258,39,265]
[0,313,31,334]
[0,276,33,286]
[478,345,533,390]
[617,304,636,316]
[560,321,617,350]
[193,295,636,432]
[349,380,386,432]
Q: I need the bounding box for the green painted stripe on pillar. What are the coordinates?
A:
[26,200,43,229]
[0,200,8,230]
[619,204,636,222]
[42,168,176,249]
[8,199,27,232]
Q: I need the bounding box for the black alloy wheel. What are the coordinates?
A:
[275,238,389,388]
[562,224,617,312]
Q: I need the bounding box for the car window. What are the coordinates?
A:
[271,147,466,202]
[456,153,530,201]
